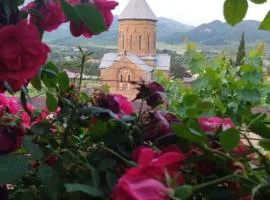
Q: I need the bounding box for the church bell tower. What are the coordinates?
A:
[118,0,157,57]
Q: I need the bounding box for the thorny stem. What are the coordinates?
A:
[97,145,137,167]
[138,99,145,118]
[193,174,237,191]
[79,54,86,92]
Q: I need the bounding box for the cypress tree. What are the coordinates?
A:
[235,32,246,67]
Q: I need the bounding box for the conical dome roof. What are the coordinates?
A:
[119,0,157,21]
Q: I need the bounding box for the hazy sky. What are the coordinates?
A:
[113,0,270,26]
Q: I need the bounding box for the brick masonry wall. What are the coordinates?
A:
[118,20,157,56]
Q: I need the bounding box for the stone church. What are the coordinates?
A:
[99,0,170,98]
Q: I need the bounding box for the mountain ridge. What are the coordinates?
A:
[44,17,270,47]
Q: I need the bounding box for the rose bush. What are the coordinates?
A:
[0,21,50,92]
[0,1,270,200]
[25,0,67,32]
[69,0,118,37]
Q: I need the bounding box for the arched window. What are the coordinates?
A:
[139,35,142,50]
[130,35,132,50]
[128,74,131,82]
[122,35,125,49]
[148,35,150,51]
[120,74,123,82]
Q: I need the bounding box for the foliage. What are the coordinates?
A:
[1,1,270,200]
[223,0,270,31]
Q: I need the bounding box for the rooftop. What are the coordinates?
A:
[118,0,158,21]
[99,53,170,71]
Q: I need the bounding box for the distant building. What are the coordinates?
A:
[99,0,170,98]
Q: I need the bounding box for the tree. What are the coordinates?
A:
[235,32,246,67]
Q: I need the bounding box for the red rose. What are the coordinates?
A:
[148,82,165,93]
[25,0,67,32]
[0,127,25,155]
[0,21,50,92]
[142,111,180,139]
[113,147,185,200]
[113,94,134,115]
[0,185,8,200]
[69,0,118,38]
[134,81,167,108]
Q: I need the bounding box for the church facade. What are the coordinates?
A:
[99,0,170,98]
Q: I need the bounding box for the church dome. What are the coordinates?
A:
[119,0,157,21]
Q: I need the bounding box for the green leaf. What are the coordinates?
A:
[0,155,29,184]
[23,137,43,160]
[242,71,262,84]
[174,185,193,200]
[250,0,267,4]
[224,0,248,25]
[214,97,227,114]
[186,108,199,118]
[259,139,270,151]
[106,171,118,189]
[79,106,118,119]
[31,120,51,135]
[31,75,42,91]
[192,76,211,91]
[173,124,208,144]
[41,62,59,89]
[20,190,34,200]
[98,158,117,171]
[220,128,241,152]
[46,92,58,112]
[60,0,80,23]
[58,72,70,92]
[237,89,261,103]
[260,11,270,31]
[16,0,25,6]
[75,3,106,33]
[43,61,59,75]
[65,184,102,197]
[250,120,270,139]
[197,101,214,112]
[38,164,61,200]
[183,94,199,107]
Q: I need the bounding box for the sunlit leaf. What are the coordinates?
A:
[224,0,248,25]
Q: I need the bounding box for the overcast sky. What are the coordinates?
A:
[113,0,270,26]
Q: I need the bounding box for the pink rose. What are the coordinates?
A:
[113,94,134,115]
[0,93,8,105]
[222,118,234,131]
[69,0,118,38]
[25,0,67,32]
[21,112,31,129]
[112,175,170,200]
[0,94,21,114]
[113,147,185,200]
[0,21,50,92]
[198,117,234,135]
[7,97,21,114]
